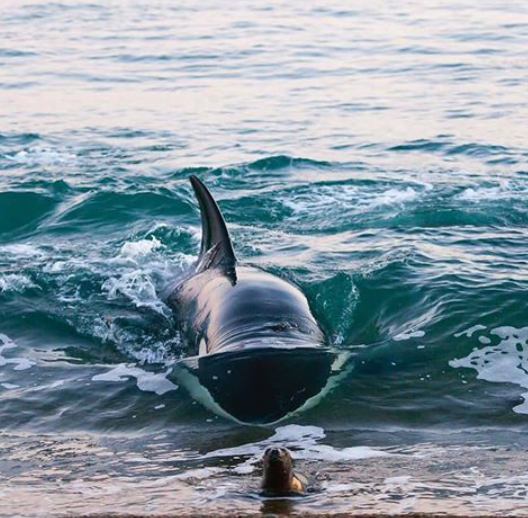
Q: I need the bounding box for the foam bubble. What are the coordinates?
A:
[0,334,35,371]
[282,183,420,217]
[0,244,43,257]
[457,181,528,202]
[173,467,222,481]
[450,325,528,414]
[458,186,501,201]
[204,424,388,474]
[394,330,425,341]
[454,324,487,338]
[119,237,163,261]
[371,186,418,207]
[0,274,37,293]
[4,145,77,166]
[102,270,169,315]
[92,363,178,395]
[102,240,193,318]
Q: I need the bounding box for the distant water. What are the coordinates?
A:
[1,1,528,515]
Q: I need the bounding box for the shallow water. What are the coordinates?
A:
[1,0,528,515]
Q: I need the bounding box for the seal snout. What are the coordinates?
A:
[267,447,281,458]
[264,446,289,464]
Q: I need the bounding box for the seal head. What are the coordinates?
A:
[262,447,306,496]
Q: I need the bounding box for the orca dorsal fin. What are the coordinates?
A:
[190,175,237,280]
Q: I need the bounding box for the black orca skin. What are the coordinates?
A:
[167,176,334,424]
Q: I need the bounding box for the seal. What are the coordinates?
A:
[261,447,307,496]
[167,176,335,424]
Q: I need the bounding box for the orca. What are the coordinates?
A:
[167,176,337,424]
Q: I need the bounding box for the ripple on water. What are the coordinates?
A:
[0,0,528,513]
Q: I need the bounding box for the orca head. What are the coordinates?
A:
[196,347,335,424]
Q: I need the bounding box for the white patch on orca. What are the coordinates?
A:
[450,326,528,414]
[204,423,389,475]
[92,363,178,395]
[170,361,237,422]
[283,351,354,419]
[454,324,487,338]
[0,334,35,371]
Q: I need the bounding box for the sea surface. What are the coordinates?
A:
[1,0,528,515]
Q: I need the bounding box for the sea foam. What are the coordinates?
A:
[450,325,528,414]
[92,363,178,395]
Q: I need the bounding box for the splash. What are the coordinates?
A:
[0,274,37,293]
[118,237,163,261]
[204,424,388,474]
[450,325,528,413]
[0,334,35,371]
[92,363,178,395]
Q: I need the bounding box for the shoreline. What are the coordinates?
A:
[70,514,528,518]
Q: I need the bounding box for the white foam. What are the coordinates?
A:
[131,342,181,365]
[322,482,359,493]
[102,240,194,318]
[394,330,425,341]
[204,424,388,475]
[119,237,163,261]
[371,186,418,207]
[282,184,420,217]
[92,363,178,395]
[0,274,37,293]
[0,334,35,371]
[454,324,487,338]
[384,475,412,484]
[450,325,528,414]
[4,145,77,166]
[0,244,43,257]
[1,383,19,389]
[174,467,222,481]
[102,270,169,315]
[458,186,501,201]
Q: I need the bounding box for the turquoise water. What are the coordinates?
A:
[1,1,528,515]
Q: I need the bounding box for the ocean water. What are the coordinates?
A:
[1,0,528,515]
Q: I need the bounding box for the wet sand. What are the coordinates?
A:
[71,514,528,518]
